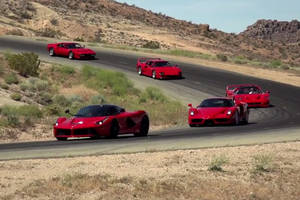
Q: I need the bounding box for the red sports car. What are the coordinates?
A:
[47,42,96,59]
[53,104,149,140]
[136,57,182,79]
[227,84,270,108]
[188,97,249,127]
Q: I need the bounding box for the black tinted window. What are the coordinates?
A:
[199,99,234,108]
[75,105,121,117]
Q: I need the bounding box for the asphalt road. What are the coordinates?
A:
[0,36,299,160]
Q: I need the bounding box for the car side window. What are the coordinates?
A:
[58,44,64,48]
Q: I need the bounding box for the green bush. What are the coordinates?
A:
[270,60,282,68]
[10,93,22,101]
[45,104,63,116]
[5,73,19,84]
[5,52,40,77]
[216,54,228,62]
[143,41,160,49]
[0,65,4,76]
[57,65,75,75]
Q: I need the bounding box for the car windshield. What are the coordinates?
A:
[198,99,234,108]
[75,105,121,117]
[236,86,261,94]
[65,43,83,49]
[154,61,170,67]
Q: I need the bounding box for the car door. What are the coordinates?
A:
[144,61,152,76]
[56,43,66,56]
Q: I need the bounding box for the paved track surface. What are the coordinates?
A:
[0,37,299,160]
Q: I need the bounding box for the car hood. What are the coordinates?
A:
[72,48,95,54]
[196,107,230,117]
[57,116,107,128]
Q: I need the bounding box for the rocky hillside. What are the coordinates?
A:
[241,19,300,43]
[0,0,300,67]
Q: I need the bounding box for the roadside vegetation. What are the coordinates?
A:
[0,52,186,141]
[97,43,298,71]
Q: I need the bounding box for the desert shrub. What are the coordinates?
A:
[36,92,52,105]
[17,105,43,118]
[20,82,29,91]
[0,65,4,76]
[0,106,20,127]
[52,95,71,107]
[35,79,49,91]
[10,93,22,101]
[143,41,160,49]
[89,95,106,104]
[36,28,63,38]
[7,29,24,36]
[0,83,9,90]
[208,155,229,171]
[216,54,228,62]
[141,87,168,103]
[50,18,59,26]
[82,65,135,96]
[74,37,85,42]
[270,60,282,68]
[4,73,19,84]
[45,104,63,116]
[5,52,40,77]
[252,154,274,173]
[68,95,83,103]
[57,65,75,75]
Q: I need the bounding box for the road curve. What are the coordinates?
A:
[0,36,299,160]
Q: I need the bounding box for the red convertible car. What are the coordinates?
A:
[188,97,249,127]
[53,104,149,140]
[47,42,96,59]
[136,58,182,79]
[226,84,270,108]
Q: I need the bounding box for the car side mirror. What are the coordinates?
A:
[65,109,70,114]
[120,108,125,113]
[188,104,192,107]
[265,90,270,94]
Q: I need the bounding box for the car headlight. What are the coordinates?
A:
[96,117,108,125]
[226,110,232,115]
[190,111,195,116]
[55,122,59,126]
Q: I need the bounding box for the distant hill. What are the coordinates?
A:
[0,0,299,67]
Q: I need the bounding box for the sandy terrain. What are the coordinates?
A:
[0,141,299,200]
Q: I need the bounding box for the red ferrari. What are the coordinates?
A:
[47,42,96,59]
[136,58,182,79]
[53,105,149,140]
[188,97,249,127]
[227,84,270,108]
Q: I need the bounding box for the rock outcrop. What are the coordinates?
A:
[241,19,300,43]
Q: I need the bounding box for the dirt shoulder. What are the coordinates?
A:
[0,141,299,200]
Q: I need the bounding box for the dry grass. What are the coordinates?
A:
[59,85,98,101]
[1,142,300,200]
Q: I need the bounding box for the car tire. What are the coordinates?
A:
[49,48,55,56]
[135,115,149,137]
[68,52,74,60]
[234,112,240,125]
[242,110,249,124]
[152,70,156,79]
[109,120,119,138]
[56,137,67,141]
[138,67,142,76]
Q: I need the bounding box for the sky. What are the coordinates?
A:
[115,0,300,33]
